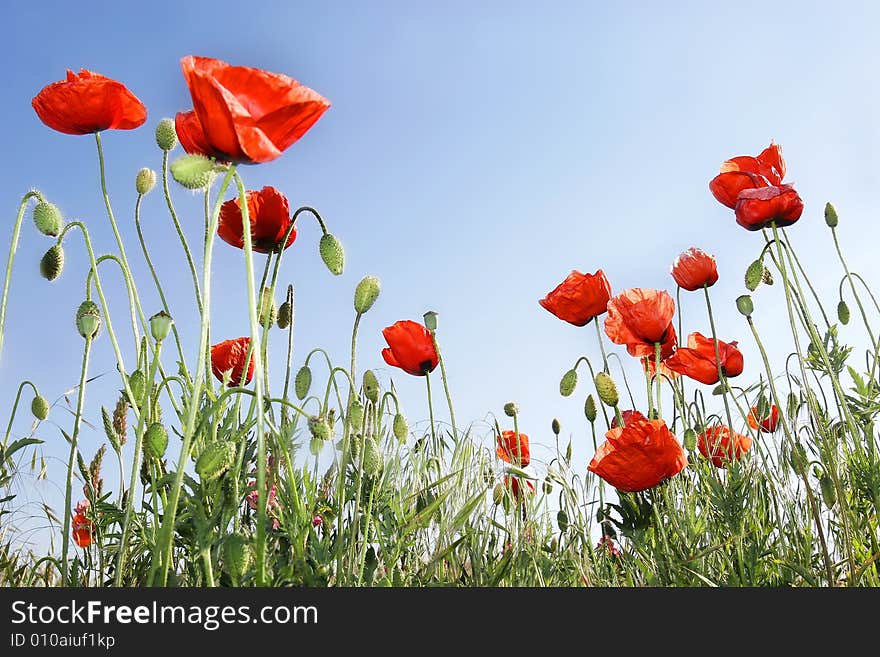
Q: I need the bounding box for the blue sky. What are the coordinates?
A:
[2,1,879,549]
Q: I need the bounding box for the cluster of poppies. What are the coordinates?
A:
[538,142,793,493]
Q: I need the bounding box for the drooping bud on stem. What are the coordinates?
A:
[744,259,764,291]
[294,365,312,400]
[594,372,619,407]
[584,395,597,423]
[40,244,64,281]
[837,300,850,325]
[503,402,518,417]
[31,394,50,421]
[318,233,345,275]
[170,154,215,190]
[32,201,63,237]
[75,300,101,340]
[559,369,578,397]
[308,415,332,442]
[362,370,379,404]
[393,413,408,442]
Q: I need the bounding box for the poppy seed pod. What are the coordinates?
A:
[309,436,323,456]
[736,294,754,317]
[31,394,50,421]
[319,233,345,276]
[503,402,518,417]
[824,202,838,228]
[363,370,380,404]
[585,395,597,423]
[155,118,178,151]
[195,441,236,481]
[294,365,312,400]
[837,300,850,325]
[277,301,292,330]
[745,259,764,292]
[308,415,332,442]
[393,413,408,442]
[551,418,561,436]
[223,534,251,580]
[423,311,438,331]
[144,422,168,459]
[75,300,101,340]
[594,372,619,407]
[40,244,64,281]
[170,154,215,190]
[135,167,156,195]
[32,201,63,237]
[149,310,173,342]
[559,369,578,397]
[354,275,381,314]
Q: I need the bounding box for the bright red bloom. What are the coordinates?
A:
[588,417,688,492]
[504,475,535,502]
[604,288,677,359]
[211,337,255,386]
[698,426,752,468]
[381,320,439,376]
[748,405,779,433]
[176,56,330,164]
[496,430,530,467]
[664,332,743,385]
[72,513,95,548]
[610,409,648,429]
[32,69,146,135]
[735,185,804,231]
[539,269,612,326]
[218,186,297,253]
[671,247,719,291]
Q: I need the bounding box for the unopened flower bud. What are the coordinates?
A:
[294,366,312,400]
[837,300,850,325]
[354,275,380,314]
[259,288,277,327]
[149,310,173,342]
[393,413,408,442]
[309,436,323,456]
[683,428,697,451]
[361,435,381,478]
[744,259,764,292]
[584,395,597,423]
[75,300,101,340]
[789,443,807,473]
[556,509,569,532]
[423,311,438,331]
[308,415,332,442]
[170,154,214,190]
[40,244,64,281]
[736,294,754,317]
[277,300,292,329]
[559,369,578,397]
[155,118,178,152]
[819,474,836,508]
[319,233,345,276]
[32,201,63,237]
[126,369,146,406]
[195,441,236,481]
[551,418,561,436]
[363,370,380,404]
[135,167,157,195]
[542,480,553,494]
[31,394,50,421]
[594,372,619,407]
[824,202,838,228]
[144,422,168,459]
[348,399,364,429]
[223,534,252,580]
[503,402,518,417]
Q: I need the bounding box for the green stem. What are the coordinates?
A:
[593,316,610,373]
[161,151,202,313]
[425,372,438,454]
[430,332,459,444]
[703,285,735,432]
[2,380,40,451]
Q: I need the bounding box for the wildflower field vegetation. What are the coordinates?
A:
[1,57,879,588]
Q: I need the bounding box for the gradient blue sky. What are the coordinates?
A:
[2,1,879,549]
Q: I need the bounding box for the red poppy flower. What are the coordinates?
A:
[539,269,612,326]
[211,337,255,386]
[697,426,752,468]
[176,56,331,164]
[72,513,95,548]
[496,430,530,467]
[663,332,743,385]
[32,69,147,135]
[504,475,535,502]
[748,405,779,433]
[381,320,439,376]
[610,409,647,429]
[734,185,804,232]
[588,417,687,492]
[217,186,297,253]
[671,247,719,291]
[604,288,677,359]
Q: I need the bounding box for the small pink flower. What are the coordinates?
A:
[74,499,90,515]
[597,535,621,557]
[312,515,323,527]
[247,481,282,529]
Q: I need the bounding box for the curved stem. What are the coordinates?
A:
[2,380,40,450]
[430,331,459,444]
[703,285,734,432]
[161,151,202,313]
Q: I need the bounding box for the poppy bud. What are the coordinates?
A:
[31,394,50,421]
[40,244,64,281]
[423,311,438,331]
[32,201,63,237]
[824,202,838,228]
[819,474,836,508]
[354,275,381,314]
[75,300,101,340]
[559,369,578,397]
[348,398,364,429]
[492,483,505,505]
[308,415,332,442]
[318,233,345,276]
[789,443,807,473]
[223,533,252,580]
[393,413,408,442]
[126,369,146,406]
[277,300,292,329]
[594,372,619,407]
[556,509,569,532]
[584,395,597,423]
[837,300,850,325]
[787,392,800,420]
[170,154,214,190]
[503,402,518,417]
[259,288,277,327]
[565,439,572,464]
[683,428,697,451]
[745,259,764,291]
[361,435,381,477]
[135,167,157,195]
[294,366,312,400]
[363,370,380,404]
[542,480,553,494]
[144,422,168,459]
[551,418,561,436]
[736,294,754,317]
[195,441,236,481]
[155,117,178,152]
[149,310,173,342]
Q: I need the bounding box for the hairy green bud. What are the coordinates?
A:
[40,244,64,281]
[75,300,101,340]
[594,372,619,407]
[144,422,168,459]
[31,394,50,421]
[354,275,381,314]
[155,118,178,152]
[195,441,236,482]
[559,369,578,397]
[294,366,312,400]
[318,233,345,276]
[32,201,63,237]
[170,154,214,190]
[135,167,157,195]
